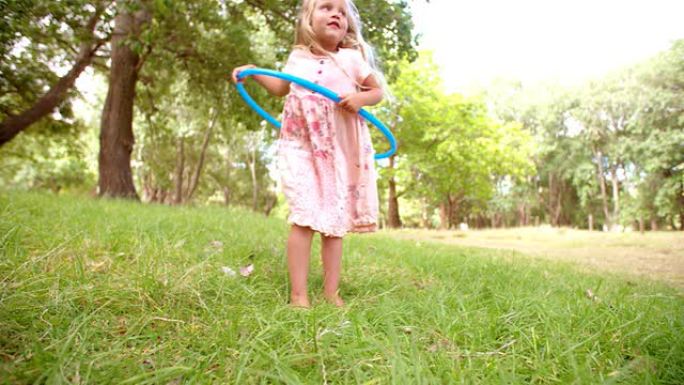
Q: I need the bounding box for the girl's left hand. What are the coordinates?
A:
[338,93,364,113]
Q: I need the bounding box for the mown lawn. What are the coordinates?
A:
[1,192,683,384]
[388,227,684,289]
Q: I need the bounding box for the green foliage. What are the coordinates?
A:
[126,0,417,207]
[0,0,112,191]
[1,0,418,211]
[0,120,95,193]
[0,0,112,120]
[625,40,684,224]
[378,53,534,227]
[485,39,684,230]
[233,0,419,76]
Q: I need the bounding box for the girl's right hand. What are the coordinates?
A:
[231,64,256,83]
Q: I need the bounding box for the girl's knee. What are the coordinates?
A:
[321,234,343,243]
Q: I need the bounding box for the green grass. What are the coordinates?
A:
[1,191,683,384]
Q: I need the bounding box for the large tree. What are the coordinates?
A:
[377,52,443,228]
[626,40,684,229]
[97,0,150,198]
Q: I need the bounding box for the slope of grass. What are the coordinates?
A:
[1,191,683,384]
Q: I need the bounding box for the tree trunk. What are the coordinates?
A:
[152,188,162,203]
[223,187,231,206]
[588,214,594,231]
[142,173,155,202]
[185,108,218,202]
[448,195,461,229]
[553,179,563,227]
[439,202,448,230]
[651,217,658,231]
[638,217,645,234]
[610,164,620,225]
[174,137,185,205]
[517,203,526,227]
[264,195,277,216]
[478,214,485,229]
[547,173,555,226]
[387,154,402,228]
[492,213,501,228]
[97,3,151,199]
[593,147,611,228]
[546,173,562,227]
[545,172,563,227]
[679,179,684,230]
[154,189,166,204]
[421,198,431,229]
[0,6,105,146]
[248,148,258,211]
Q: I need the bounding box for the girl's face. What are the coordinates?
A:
[310,0,349,51]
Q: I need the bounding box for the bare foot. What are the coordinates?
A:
[323,293,345,307]
[290,295,311,309]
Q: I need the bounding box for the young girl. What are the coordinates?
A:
[232,0,386,308]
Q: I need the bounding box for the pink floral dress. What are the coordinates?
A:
[278,48,379,237]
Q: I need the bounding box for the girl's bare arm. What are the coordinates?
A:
[231,64,291,97]
[338,74,383,113]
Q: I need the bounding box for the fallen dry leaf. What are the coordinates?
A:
[116,317,127,335]
[70,371,81,385]
[427,339,452,353]
[87,259,109,273]
[585,288,601,302]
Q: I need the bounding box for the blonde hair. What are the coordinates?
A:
[294,0,391,98]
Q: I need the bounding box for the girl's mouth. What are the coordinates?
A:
[327,21,341,29]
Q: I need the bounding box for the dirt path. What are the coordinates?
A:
[385,227,684,290]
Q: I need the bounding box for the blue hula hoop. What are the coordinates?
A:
[235,68,396,160]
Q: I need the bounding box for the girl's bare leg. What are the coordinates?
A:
[287,224,314,307]
[321,234,344,307]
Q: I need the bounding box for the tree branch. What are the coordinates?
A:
[0,6,108,145]
[186,106,221,201]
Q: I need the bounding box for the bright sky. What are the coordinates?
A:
[410,0,684,93]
